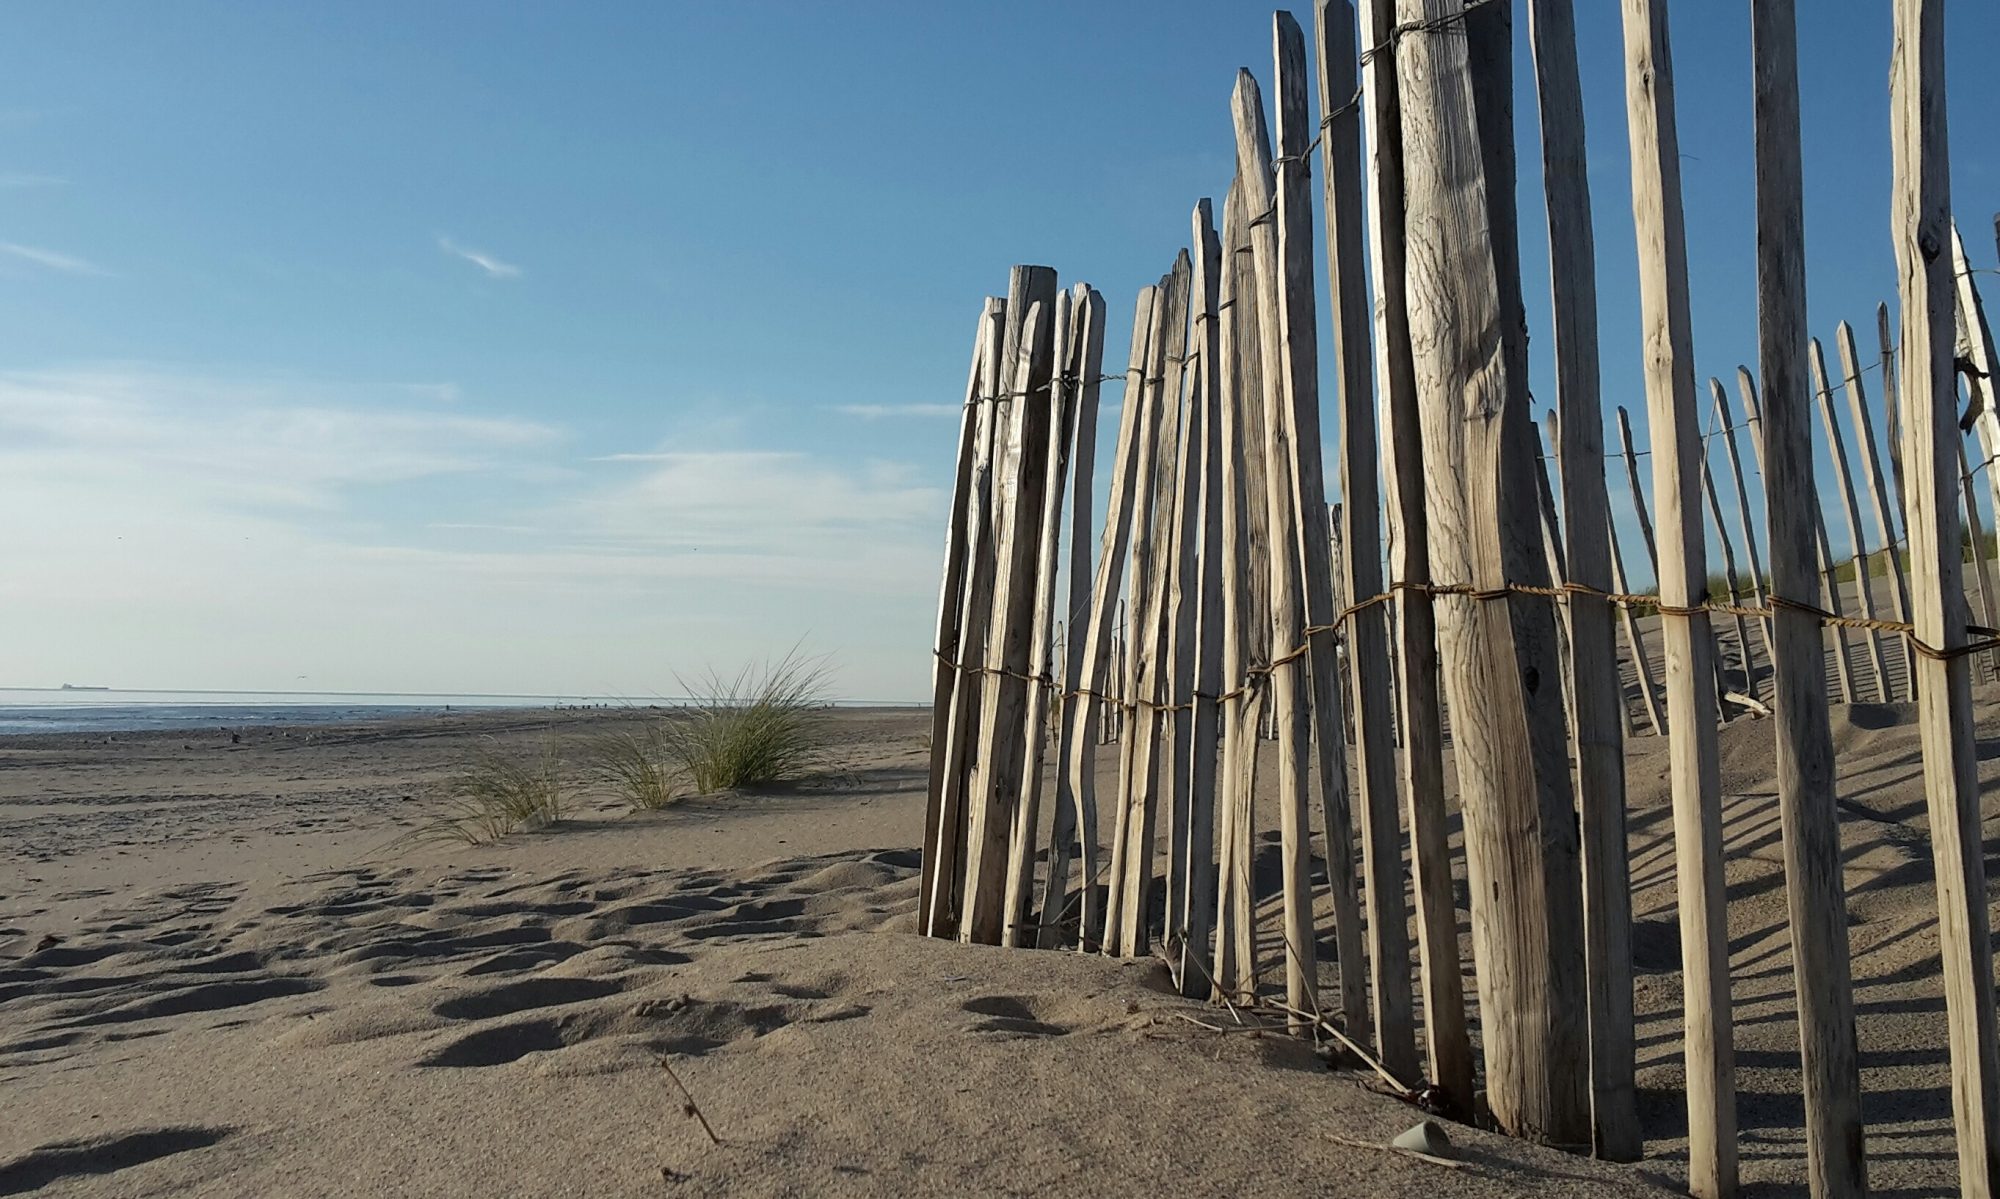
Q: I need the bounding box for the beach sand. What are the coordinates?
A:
[1,695,1993,1196]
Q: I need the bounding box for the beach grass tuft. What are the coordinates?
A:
[402,738,568,846]
[666,649,831,794]
[589,725,681,810]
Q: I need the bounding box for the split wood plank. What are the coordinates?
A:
[1316,0,1412,1078]
[1528,0,1638,1155]
[1398,0,1588,1144]
[1750,3,1867,1192]
[1619,3,1738,1192]
[1891,3,2000,1188]
[1354,0,1471,1109]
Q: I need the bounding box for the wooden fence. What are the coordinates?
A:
[921,2,2000,1195]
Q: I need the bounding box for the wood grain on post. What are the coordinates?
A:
[1040,285,1110,947]
[1161,256,1206,964]
[1316,0,1413,1077]
[1177,202,1225,997]
[1893,3,2000,1188]
[1619,3,1737,1192]
[925,302,1010,937]
[1002,290,1077,945]
[1528,0,1638,1156]
[962,278,1057,944]
[921,300,1004,939]
[1750,3,1867,1192]
[1811,338,1893,701]
[1838,322,1915,697]
[1397,0,1587,1144]
[1233,62,1339,1031]
[1214,184,1266,1003]
[1102,285,1172,954]
[1355,0,1470,1106]
[1739,368,1858,702]
[1951,224,2000,533]
[1710,377,1777,700]
[1878,304,1910,523]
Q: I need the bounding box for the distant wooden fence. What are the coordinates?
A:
[921,2,2000,1195]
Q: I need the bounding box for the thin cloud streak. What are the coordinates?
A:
[833,403,960,420]
[0,241,108,276]
[437,236,521,279]
[0,173,65,189]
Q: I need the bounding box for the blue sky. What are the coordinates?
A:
[0,2,1995,700]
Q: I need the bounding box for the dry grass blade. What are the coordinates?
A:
[393,736,567,848]
[589,724,680,810]
[657,1056,721,1145]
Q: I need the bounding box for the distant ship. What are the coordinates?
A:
[59,683,110,692]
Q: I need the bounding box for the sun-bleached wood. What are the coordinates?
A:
[1214,183,1268,1003]
[1837,323,1914,695]
[1738,369,1858,702]
[962,277,1057,944]
[1527,0,1636,1154]
[1892,3,2000,1189]
[1710,377,1776,700]
[1270,16,1369,1037]
[1161,258,1206,964]
[1811,338,1893,702]
[1619,3,1737,1192]
[1396,0,1587,1143]
[1357,0,1470,1089]
[1003,291,1080,946]
[1316,0,1412,1076]
[925,302,1010,937]
[1102,285,1172,954]
[1951,224,2000,531]
[1877,304,1910,522]
[922,300,1005,939]
[1606,504,1664,736]
[1751,4,1867,1192]
[1698,441,1755,697]
[1959,443,2000,683]
[1176,202,1225,997]
[1040,286,1110,947]
[1233,61,1343,1031]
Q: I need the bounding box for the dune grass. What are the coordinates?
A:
[589,724,680,811]
[402,738,568,846]
[666,650,832,794]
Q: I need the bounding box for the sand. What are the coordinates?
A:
[1,697,1993,1196]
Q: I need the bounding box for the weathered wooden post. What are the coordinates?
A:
[1892,1,2000,1189]
[1751,3,1867,1192]
[1528,0,1638,1157]
[1698,442,1756,698]
[962,276,1057,944]
[1040,285,1113,947]
[1710,377,1778,699]
[922,300,1006,939]
[1315,0,1412,1077]
[1396,0,1587,1145]
[1620,3,1737,1192]
[1615,407,1671,729]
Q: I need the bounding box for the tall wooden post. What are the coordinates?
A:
[1751,3,1867,1193]
[1710,377,1778,699]
[1040,286,1110,947]
[1619,4,1737,1193]
[1527,1,1635,1156]
[1355,0,1471,1111]
[1892,1,2000,1190]
[922,300,1005,939]
[1315,0,1412,1077]
[1616,406,1671,728]
[1395,0,1587,1145]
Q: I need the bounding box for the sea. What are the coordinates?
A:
[0,689,643,736]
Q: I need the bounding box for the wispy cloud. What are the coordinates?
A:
[0,241,108,276]
[402,382,462,404]
[438,236,521,279]
[833,403,961,420]
[0,173,65,189]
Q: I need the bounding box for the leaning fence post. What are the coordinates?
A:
[1620,2,1738,1192]
[1751,3,1867,1192]
[1892,2,2000,1189]
[1811,337,1893,702]
[1710,377,1778,700]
